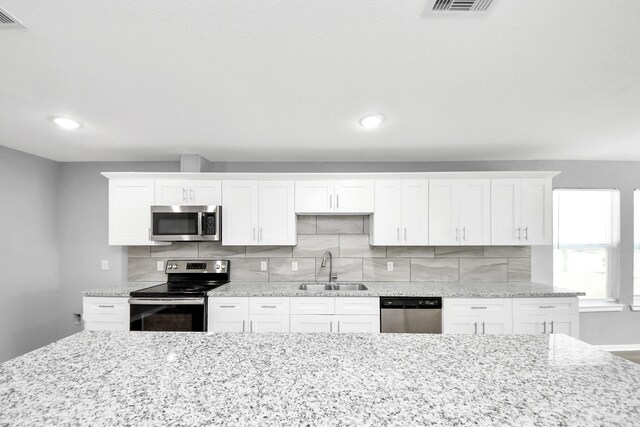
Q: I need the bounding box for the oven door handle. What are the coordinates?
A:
[129,298,205,305]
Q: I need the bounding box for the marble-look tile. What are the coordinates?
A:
[316,215,364,235]
[292,235,339,257]
[296,215,317,235]
[315,258,363,282]
[150,242,198,258]
[484,246,531,258]
[229,259,268,281]
[245,246,293,258]
[127,246,150,258]
[127,258,167,282]
[198,242,246,258]
[269,258,316,281]
[411,259,459,281]
[339,235,386,258]
[435,246,484,258]
[362,258,410,282]
[387,246,435,258]
[363,216,370,234]
[460,258,508,282]
[508,258,531,282]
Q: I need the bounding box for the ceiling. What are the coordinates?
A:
[0,0,639,162]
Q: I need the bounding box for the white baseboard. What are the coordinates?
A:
[596,344,640,352]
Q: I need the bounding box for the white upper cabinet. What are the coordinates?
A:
[108,179,163,246]
[370,179,428,246]
[223,180,296,246]
[429,179,490,246]
[491,178,551,245]
[295,180,374,214]
[155,180,221,205]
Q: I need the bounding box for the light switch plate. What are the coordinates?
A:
[101,260,109,271]
[292,261,298,271]
[260,261,267,271]
[157,261,165,271]
[387,261,394,272]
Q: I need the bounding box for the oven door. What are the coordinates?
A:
[129,298,207,332]
[150,205,220,242]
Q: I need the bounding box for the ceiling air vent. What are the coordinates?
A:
[432,0,494,12]
[0,7,25,29]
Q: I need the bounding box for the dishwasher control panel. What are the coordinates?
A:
[380,297,442,309]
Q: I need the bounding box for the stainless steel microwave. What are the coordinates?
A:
[150,205,221,242]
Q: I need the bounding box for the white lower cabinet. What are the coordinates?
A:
[512,297,579,338]
[334,315,380,333]
[208,297,249,332]
[248,315,290,333]
[290,315,334,333]
[83,297,130,331]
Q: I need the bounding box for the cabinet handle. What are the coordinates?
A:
[182,188,187,202]
[455,227,459,241]
[471,306,487,310]
[550,321,554,334]
[98,305,114,308]
[261,305,277,309]
[397,227,400,242]
[250,320,253,333]
[517,227,521,240]
[482,322,486,334]
[330,321,333,333]
[189,188,194,202]
[336,194,339,209]
[474,322,478,334]
[260,227,263,241]
[253,227,256,242]
[524,227,529,240]
[404,227,407,241]
[543,321,547,334]
[219,305,236,308]
[242,320,245,332]
[337,321,340,333]
[539,305,556,309]
[329,194,332,209]
[462,227,466,241]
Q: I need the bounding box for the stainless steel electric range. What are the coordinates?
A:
[129,259,229,332]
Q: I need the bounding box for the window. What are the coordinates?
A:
[553,189,620,300]
[634,191,640,308]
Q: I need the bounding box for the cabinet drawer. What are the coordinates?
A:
[249,297,290,315]
[513,297,578,316]
[444,298,512,316]
[83,297,129,323]
[209,297,249,318]
[248,315,290,333]
[290,297,335,315]
[335,297,380,315]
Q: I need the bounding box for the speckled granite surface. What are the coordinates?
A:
[0,332,637,426]
[82,283,158,297]
[208,281,584,298]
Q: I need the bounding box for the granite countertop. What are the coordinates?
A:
[208,281,585,298]
[82,283,157,297]
[1,331,638,426]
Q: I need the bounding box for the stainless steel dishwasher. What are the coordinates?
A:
[380,297,442,333]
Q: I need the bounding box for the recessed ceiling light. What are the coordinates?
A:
[52,117,81,130]
[359,114,384,129]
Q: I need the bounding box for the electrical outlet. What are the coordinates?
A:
[291,261,298,272]
[101,260,109,271]
[260,261,267,271]
[157,261,165,271]
[387,261,394,272]
[73,313,82,326]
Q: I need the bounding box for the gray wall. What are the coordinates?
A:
[0,146,61,362]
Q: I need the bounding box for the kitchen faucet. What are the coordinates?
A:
[321,251,338,282]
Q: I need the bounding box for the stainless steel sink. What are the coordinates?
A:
[299,282,368,291]
[299,283,334,291]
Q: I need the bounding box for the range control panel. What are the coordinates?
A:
[165,260,229,274]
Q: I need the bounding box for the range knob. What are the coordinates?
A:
[215,265,221,270]
[171,264,178,269]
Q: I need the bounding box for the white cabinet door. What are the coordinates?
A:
[401,179,429,245]
[491,179,523,245]
[222,180,260,245]
[295,181,334,213]
[290,315,334,332]
[108,179,159,246]
[259,181,296,246]
[189,180,222,205]
[513,314,547,335]
[155,180,189,205]
[370,180,402,246]
[478,316,513,335]
[458,179,490,246]
[335,315,380,333]
[208,297,249,332]
[83,297,130,330]
[248,315,290,333]
[521,178,552,245]
[290,297,335,315]
[334,180,375,213]
[429,180,460,245]
[443,315,479,334]
[547,315,579,338]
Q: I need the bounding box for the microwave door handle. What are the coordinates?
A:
[197,212,204,236]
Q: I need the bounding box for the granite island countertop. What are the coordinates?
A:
[0,331,638,426]
[82,283,159,297]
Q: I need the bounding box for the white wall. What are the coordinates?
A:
[0,146,61,363]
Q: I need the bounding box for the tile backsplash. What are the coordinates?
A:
[128,215,531,282]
